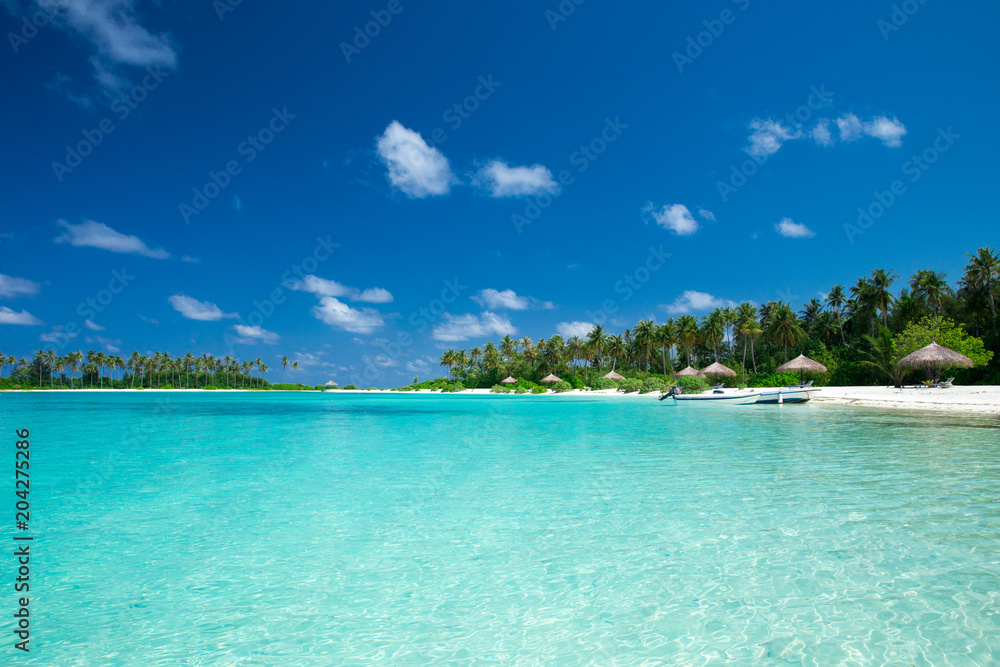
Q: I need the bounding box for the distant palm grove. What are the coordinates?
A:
[436,247,1000,389]
[0,351,308,390]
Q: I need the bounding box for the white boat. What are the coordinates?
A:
[670,390,764,405]
[753,388,818,404]
[667,387,818,405]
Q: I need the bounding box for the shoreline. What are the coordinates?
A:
[4,385,1000,415]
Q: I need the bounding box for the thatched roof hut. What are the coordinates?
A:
[602,371,625,381]
[675,366,700,377]
[898,342,972,379]
[700,362,737,377]
[777,354,828,383]
[539,374,562,384]
[500,376,517,384]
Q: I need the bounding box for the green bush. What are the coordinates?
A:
[746,372,800,388]
[618,378,642,393]
[640,377,666,393]
[514,386,530,394]
[564,374,585,389]
[162,385,174,390]
[677,376,709,394]
[531,386,548,394]
[589,377,618,390]
[491,385,512,393]
[552,381,572,393]
[203,385,218,391]
[342,384,360,390]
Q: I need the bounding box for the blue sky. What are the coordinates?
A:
[1,0,997,385]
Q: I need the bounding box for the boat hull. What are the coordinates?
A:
[673,391,763,405]
[754,389,818,404]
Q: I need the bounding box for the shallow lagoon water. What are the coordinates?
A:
[6,392,1000,665]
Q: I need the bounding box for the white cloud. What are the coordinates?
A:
[12,0,178,98]
[775,218,815,239]
[40,325,78,342]
[432,312,515,342]
[168,294,238,321]
[55,219,169,258]
[405,357,433,374]
[472,288,552,311]
[556,321,595,339]
[664,290,737,315]
[290,276,393,304]
[475,160,559,197]
[836,113,864,142]
[84,319,105,331]
[0,273,40,298]
[376,121,454,197]
[311,297,385,334]
[644,203,700,236]
[228,324,279,344]
[0,306,42,325]
[811,120,833,147]
[745,119,801,157]
[863,116,907,147]
[698,208,716,221]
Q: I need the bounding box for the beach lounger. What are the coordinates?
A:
[932,377,955,389]
[710,382,724,390]
[789,379,814,389]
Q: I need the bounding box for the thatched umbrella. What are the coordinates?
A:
[777,353,828,384]
[700,362,737,378]
[501,376,517,385]
[675,366,700,377]
[898,342,972,380]
[324,380,338,387]
[539,374,562,384]
[602,371,625,381]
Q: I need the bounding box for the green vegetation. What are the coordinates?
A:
[0,350,305,391]
[420,247,999,390]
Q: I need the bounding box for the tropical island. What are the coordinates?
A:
[1,247,997,405]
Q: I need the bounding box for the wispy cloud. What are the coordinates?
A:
[41,325,77,342]
[376,121,454,197]
[556,321,594,339]
[168,295,239,321]
[432,312,515,342]
[643,203,700,236]
[474,160,558,197]
[84,319,105,331]
[290,276,392,304]
[228,324,279,344]
[472,288,552,311]
[55,219,169,258]
[663,290,736,315]
[775,217,815,238]
[311,297,386,334]
[0,306,43,325]
[863,116,907,147]
[745,119,802,157]
[0,273,40,299]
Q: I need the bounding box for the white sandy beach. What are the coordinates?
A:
[11,385,1000,415]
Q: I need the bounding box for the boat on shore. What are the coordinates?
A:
[665,387,818,405]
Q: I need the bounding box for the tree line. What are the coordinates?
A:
[438,247,999,387]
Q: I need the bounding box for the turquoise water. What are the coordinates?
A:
[5,392,1000,665]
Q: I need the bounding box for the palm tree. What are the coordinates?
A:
[701,311,724,362]
[440,350,456,380]
[870,268,898,330]
[633,320,655,370]
[604,335,624,372]
[675,316,700,367]
[766,302,807,363]
[825,285,848,346]
[586,325,605,372]
[44,349,56,389]
[291,361,300,383]
[500,335,517,363]
[655,321,676,374]
[280,355,289,382]
[910,270,952,318]
[861,327,907,387]
[735,302,761,371]
[963,246,999,337]
[850,278,879,336]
